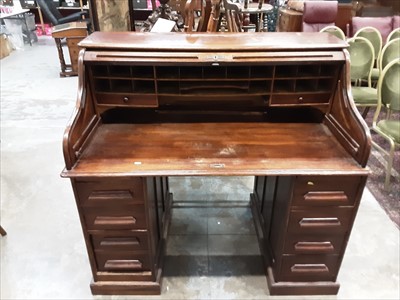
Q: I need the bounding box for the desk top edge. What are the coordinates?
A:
[79,32,348,52]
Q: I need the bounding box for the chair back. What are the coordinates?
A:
[354,26,383,62]
[387,28,400,43]
[223,0,242,32]
[378,58,400,113]
[302,1,338,32]
[348,37,375,86]
[36,0,63,25]
[320,25,346,40]
[379,38,400,74]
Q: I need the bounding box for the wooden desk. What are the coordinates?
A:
[51,21,88,77]
[62,32,371,296]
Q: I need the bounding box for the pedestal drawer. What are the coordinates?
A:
[292,176,362,206]
[76,177,144,206]
[288,207,353,234]
[278,254,340,282]
[84,205,147,230]
[91,231,149,251]
[284,234,345,255]
[95,250,151,272]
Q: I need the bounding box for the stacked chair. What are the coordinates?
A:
[320,25,346,40]
[370,58,400,191]
[348,36,378,118]
[353,26,383,86]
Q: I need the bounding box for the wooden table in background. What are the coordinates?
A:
[51,21,88,77]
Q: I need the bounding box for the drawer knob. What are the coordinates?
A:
[123,96,129,103]
[298,96,303,102]
[307,181,314,186]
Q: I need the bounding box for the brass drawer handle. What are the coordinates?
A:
[104,259,142,270]
[94,216,136,226]
[100,237,140,247]
[294,241,334,253]
[291,264,329,274]
[299,217,341,228]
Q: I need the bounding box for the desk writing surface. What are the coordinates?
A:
[64,122,366,177]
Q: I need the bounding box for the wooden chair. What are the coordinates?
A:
[184,0,212,32]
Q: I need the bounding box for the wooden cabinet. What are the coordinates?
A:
[277,8,302,32]
[62,32,371,296]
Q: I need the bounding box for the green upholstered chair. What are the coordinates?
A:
[370,58,400,191]
[379,38,400,75]
[348,36,378,118]
[354,26,383,86]
[386,27,400,44]
[320,25,346,40]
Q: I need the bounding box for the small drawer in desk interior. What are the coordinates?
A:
[95,93,158,107]
[269,93,331,106]
[83,205,147,230]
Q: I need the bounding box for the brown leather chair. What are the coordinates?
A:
[302,0,338,32]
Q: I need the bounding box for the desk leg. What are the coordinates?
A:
[54,38,67,77]
[23,13,32,46]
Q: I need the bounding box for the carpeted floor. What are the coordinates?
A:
[364,109,400,229]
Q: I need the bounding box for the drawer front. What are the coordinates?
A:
[91,231,149,251]
[95,250,151,272]
[76,178,144,206]
[96,93,158,107]
[284,234,345,255]
[292,176,362,207]
[84,205,146,230]
[288,207,353,234]
[270,93,331,106]
[278,254,340,282]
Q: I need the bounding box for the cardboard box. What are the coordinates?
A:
[0,34,13,59]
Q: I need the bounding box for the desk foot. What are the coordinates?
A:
[267,267,340,295]
[59,71,78,77]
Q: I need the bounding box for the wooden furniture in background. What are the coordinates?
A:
[51,21,87,76]
[62,32,371,296]
[278,3,355,34]
[277,7,302,32]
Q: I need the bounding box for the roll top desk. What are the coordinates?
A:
[61,32,371,295]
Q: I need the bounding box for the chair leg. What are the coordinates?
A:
[361,107,370,118]
[384,140,396,191]
[0,226,6,236]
